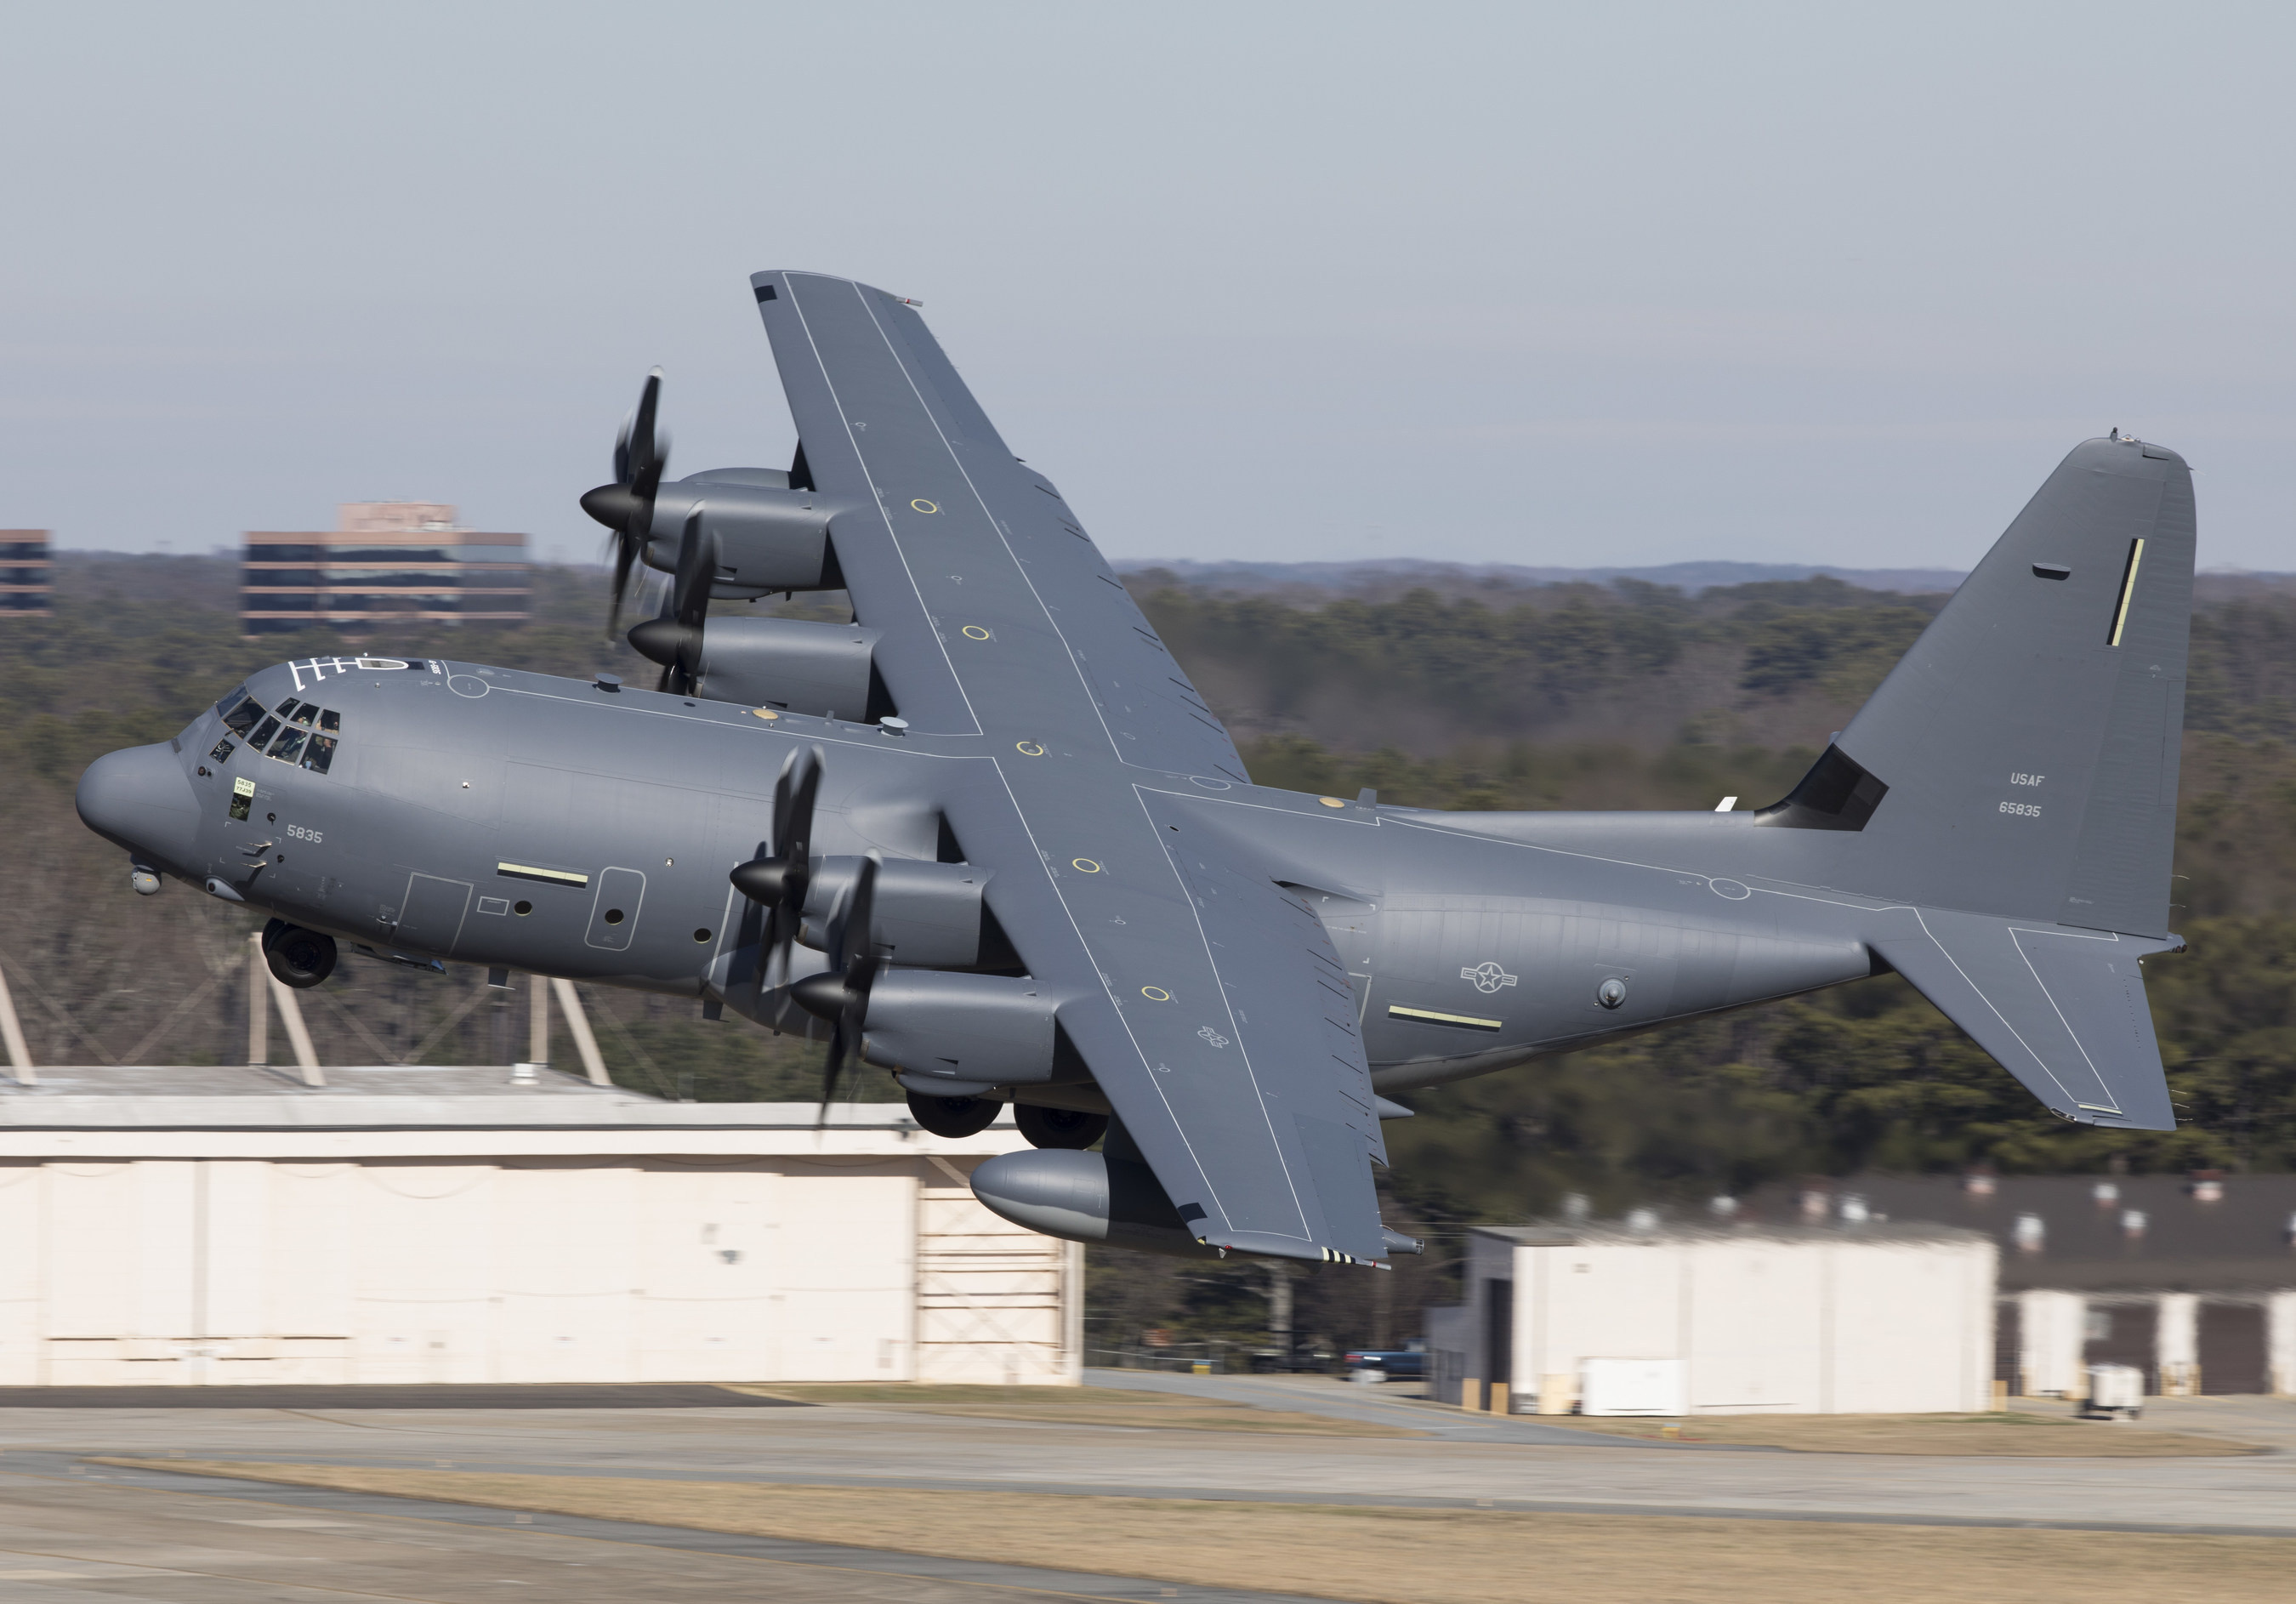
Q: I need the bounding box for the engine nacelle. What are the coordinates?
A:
[859,971,1076,1091]
[802,859,1015,970]
[688,617,889,720]
[644,472,847,595]
[969,1147,1221,1259]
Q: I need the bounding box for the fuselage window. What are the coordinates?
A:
[247,714,281,749]
[301,734,338,774]
[219,692,264,737]
[318,708,341,733]
[269,726,309,765]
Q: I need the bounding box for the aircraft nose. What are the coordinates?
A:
[76,742,202,873]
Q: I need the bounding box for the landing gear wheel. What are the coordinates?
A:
[1014,1103,1109,1150]
[261,919,337,988]
[906,1091,1001,1138]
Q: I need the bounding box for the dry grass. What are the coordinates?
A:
[1554,1410,2259,1456]
[720,1382,1424,1436]
[94,1459,2296,1604]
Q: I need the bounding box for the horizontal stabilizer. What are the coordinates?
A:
[1869,908,2178,1130]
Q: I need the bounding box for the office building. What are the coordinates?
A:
[0,532,50,615]
[242,503,528,636]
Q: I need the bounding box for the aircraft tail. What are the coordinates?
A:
[1756,435,2195,1130]
[1764,435,2195,938]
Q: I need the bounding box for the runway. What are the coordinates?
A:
[0,1377,2287,1600]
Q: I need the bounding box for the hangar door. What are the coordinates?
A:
[775,1167,917,1380]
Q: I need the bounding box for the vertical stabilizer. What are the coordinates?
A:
[1765,436,2194,938]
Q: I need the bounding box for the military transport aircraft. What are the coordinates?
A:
[76,270,2195,1267]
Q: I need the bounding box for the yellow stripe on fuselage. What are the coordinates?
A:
[1387,1004,1503,1032]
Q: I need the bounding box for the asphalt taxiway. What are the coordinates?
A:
[0,1375,2287,1600]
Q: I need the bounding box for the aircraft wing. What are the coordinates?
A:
[750,271,1247,780]
[751,272,1385,1263]
[940,776,1391,1265]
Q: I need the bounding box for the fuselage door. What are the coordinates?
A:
[396,873,474,957]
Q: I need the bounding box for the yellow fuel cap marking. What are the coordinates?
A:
[1015,741,1044,756]
[751,708,781,720]
[962,625,992,640]
[1140,986,1171,1002]
[1072,858,1102,873]
[1318,797,1345,808]
[912,498,940,514]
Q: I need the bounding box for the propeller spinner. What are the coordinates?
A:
[579,368,668,639]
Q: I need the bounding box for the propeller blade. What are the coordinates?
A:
[838,852,881,972]
[671,506,714,629]
[819,1011,851,1123]
[777,747,822,867]
[606,532,639,640]
[586,369,669,641]
[628,368,662,484]
[625,508,718,692]
[814,854,883,1124]
[728,747,827,990]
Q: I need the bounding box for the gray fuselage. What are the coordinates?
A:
[86,651,1881,1097]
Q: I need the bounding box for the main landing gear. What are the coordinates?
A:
[1014,1103,1108,1151]
[906,1091,1000,1138]
[260,919,338,988]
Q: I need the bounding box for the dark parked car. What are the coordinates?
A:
[1340,1340,1424,1381]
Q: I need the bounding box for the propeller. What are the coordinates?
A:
[627,506,716,694]
[579,368,668,639]
[730,746,823,986]
[790,850,882,1121]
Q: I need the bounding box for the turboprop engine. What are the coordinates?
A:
[583,373,888,715]
[797,857,1017,970]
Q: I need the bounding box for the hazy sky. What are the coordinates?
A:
[5,3,2293,571]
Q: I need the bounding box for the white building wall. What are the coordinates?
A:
[0,1151,1072,1385]
[1679,1237,1823,1412]
[1503,1229,1995,1415]
[0,1164,40,1385]
[2019,1288,2086,1396]
[2270,1291,2296,1397]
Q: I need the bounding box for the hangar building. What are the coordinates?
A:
[0,1066,1078,1388]
[1429,1221,1997,1415]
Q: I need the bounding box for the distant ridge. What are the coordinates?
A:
[1113,557,1969,595]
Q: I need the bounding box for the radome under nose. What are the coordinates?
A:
[76,742,201,876]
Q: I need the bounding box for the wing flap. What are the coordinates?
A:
[1125,794,1388,1261]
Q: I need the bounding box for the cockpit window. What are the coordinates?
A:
[287,702,317,726]
[274,697,301,718]
[319,708,341,733]
[247,715,281,749]
[301,734,338,775]
[269,726,308,765]
[218,691,264,737]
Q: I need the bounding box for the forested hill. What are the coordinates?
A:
[8,555,2296,1231]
